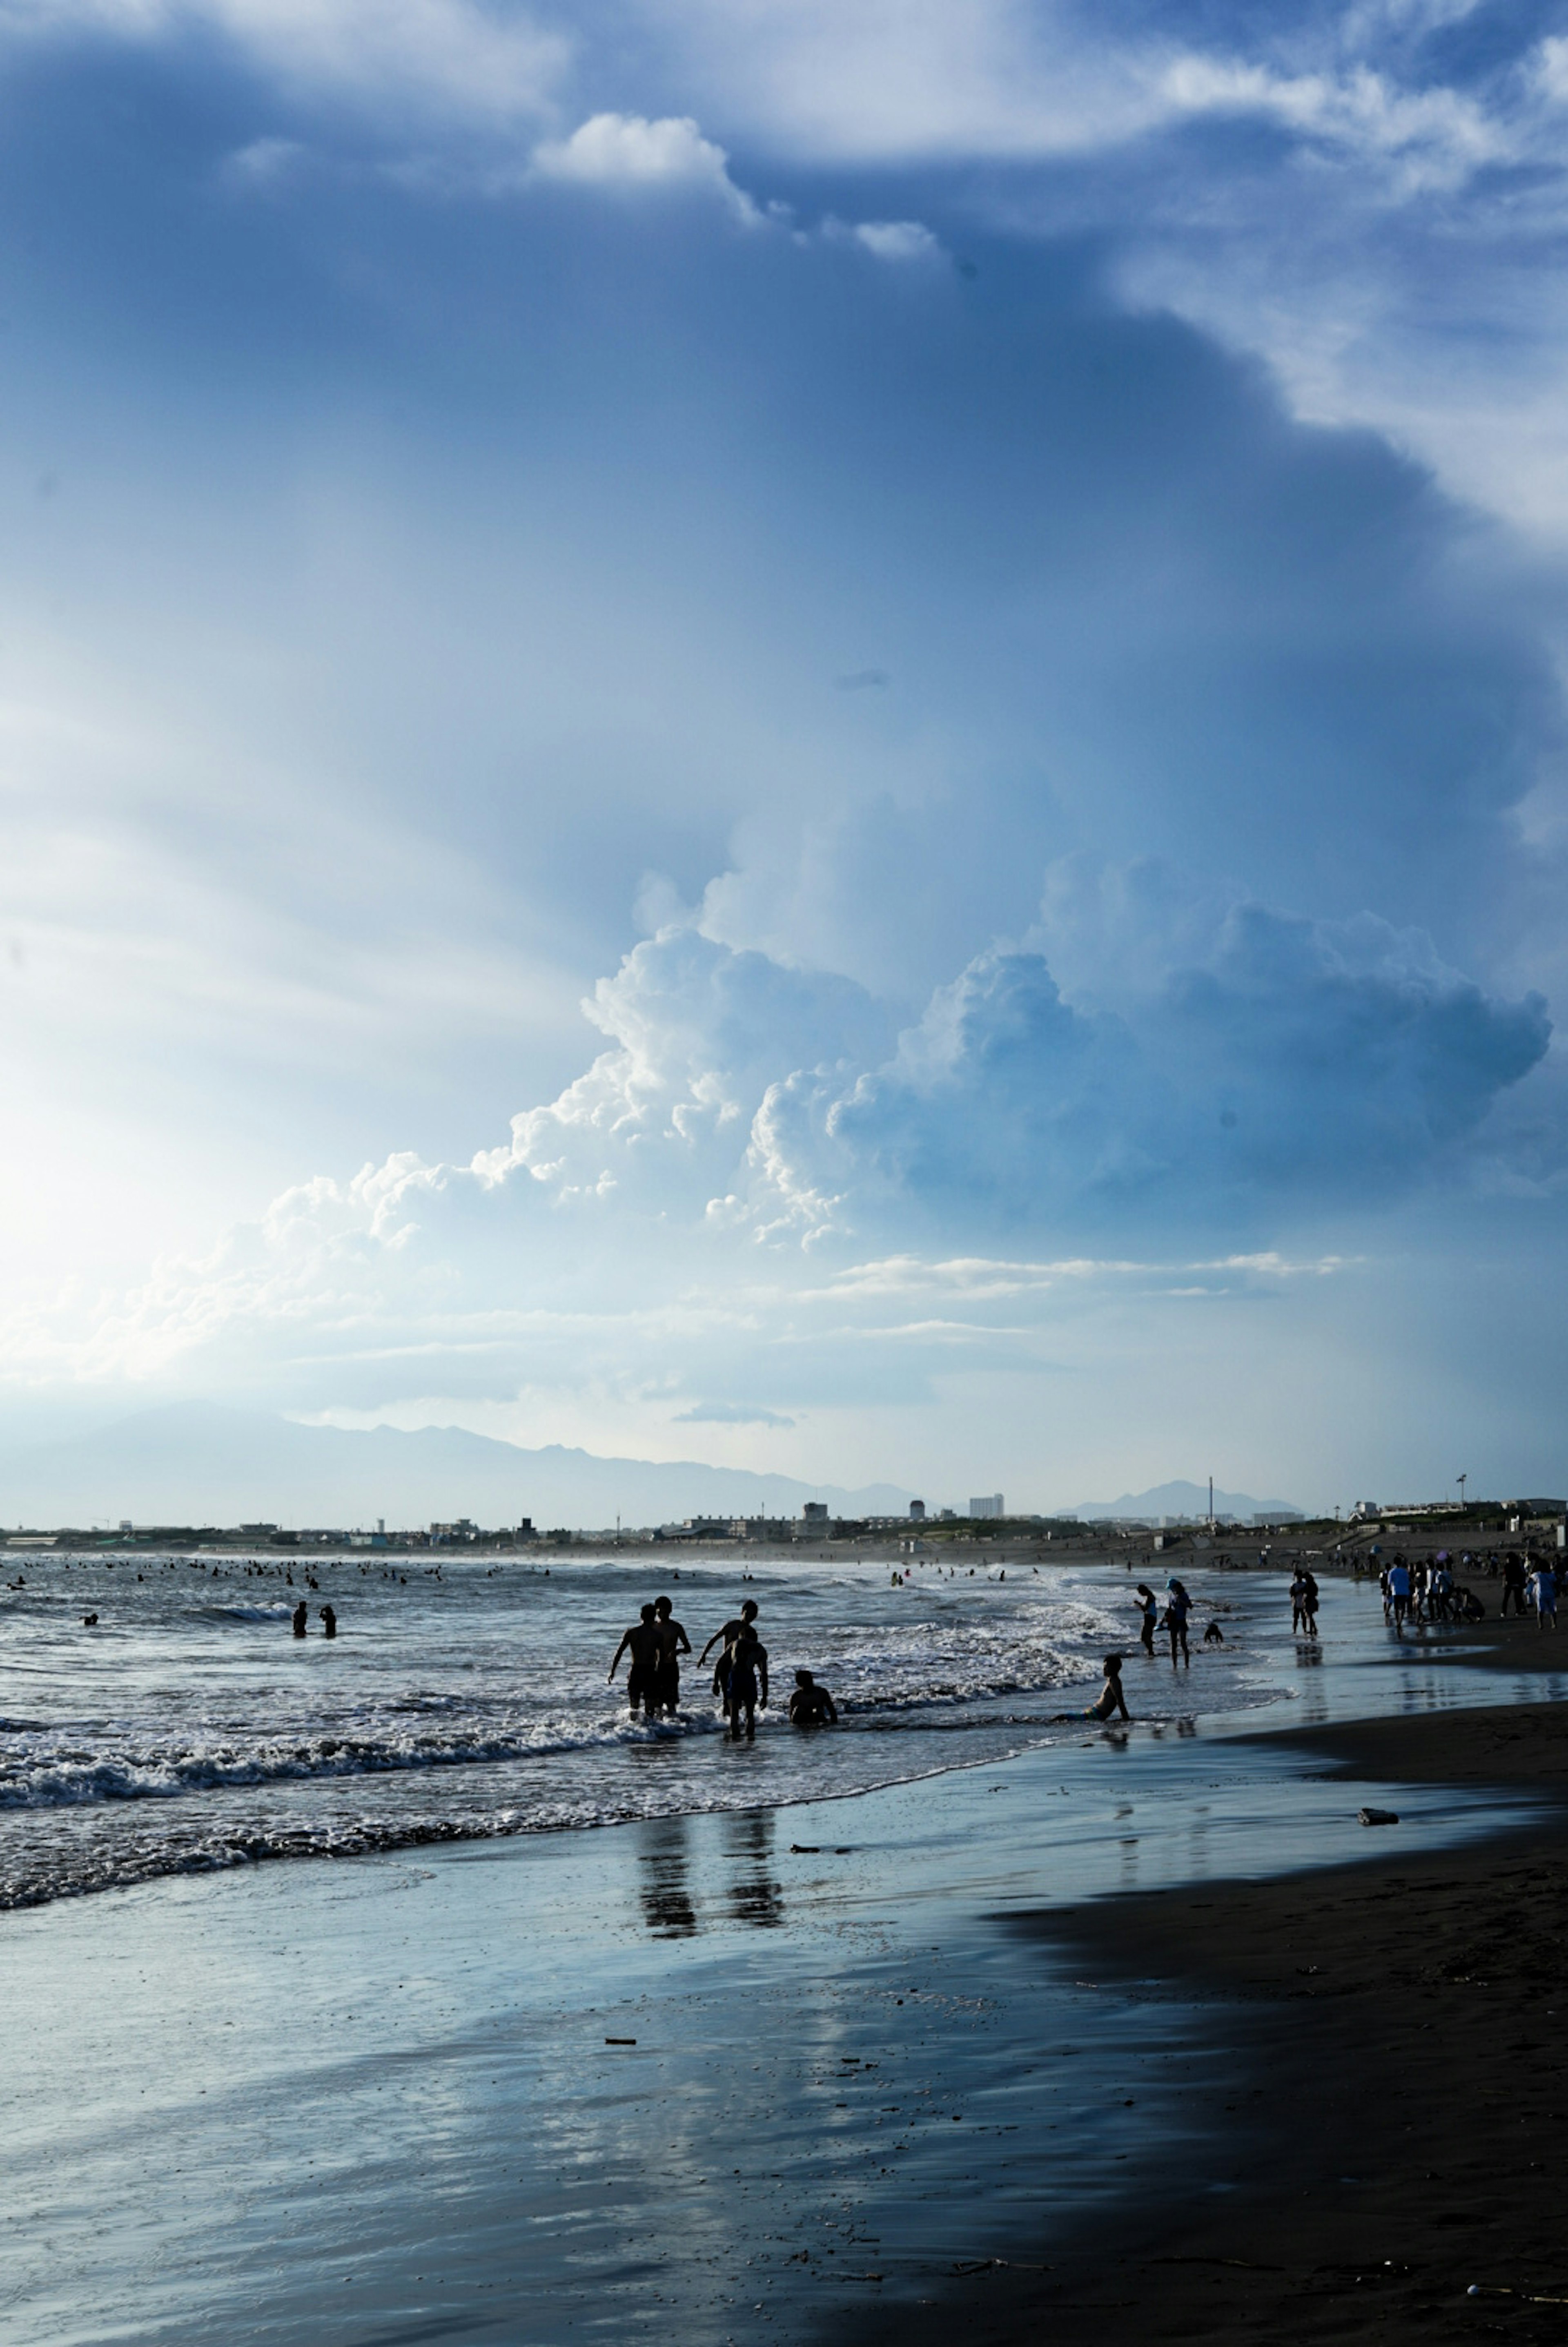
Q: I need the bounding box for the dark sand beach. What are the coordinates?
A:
[847,1680,1568,2346]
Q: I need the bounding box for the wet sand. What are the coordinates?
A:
[841,1686,1568,2347]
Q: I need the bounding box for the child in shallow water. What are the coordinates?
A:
[1080,1655,1129,1724]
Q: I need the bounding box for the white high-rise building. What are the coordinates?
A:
[968,1494,1004,1519]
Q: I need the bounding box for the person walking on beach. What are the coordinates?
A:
[1385,1559,1412,1635]
[788,1669,837,1726]
[1162,1578,1192,1668]
[1134,1583,1158,1654]
[1531,1561,1559,1630]
[652,1594,690,1713]
[1290,1569,1312,1635]
[699,1599,758,1718]
[1501,1552,1530,1617]
[726,1624,768,1741]
[292,1600,308,1638]
[609,1603,663,1718]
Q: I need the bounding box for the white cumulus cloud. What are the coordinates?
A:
[530,112,759,217]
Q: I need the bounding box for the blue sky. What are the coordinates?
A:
[2,0,1567,1510]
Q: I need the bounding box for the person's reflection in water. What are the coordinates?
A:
[637,1817,699,1938]
[723,1808,784,1930]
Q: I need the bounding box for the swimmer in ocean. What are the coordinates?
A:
[787,1668,837,1726]
[319,1604,337,1639]
[699,1598,758,1718]
[292,1600,308,1638]
[609,1603,662,1718]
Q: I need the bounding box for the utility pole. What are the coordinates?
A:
[1457,1473,1467,1513]
[1208,1474,1214,1530]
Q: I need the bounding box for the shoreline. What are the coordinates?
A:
[8,1579,1566,2343]
[838,1693,1568,2345]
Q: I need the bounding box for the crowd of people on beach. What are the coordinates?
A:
[608,1595,838,1740]
[1371,1548,1555,1635]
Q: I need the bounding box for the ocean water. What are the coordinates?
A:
[0,1548,1282,1907]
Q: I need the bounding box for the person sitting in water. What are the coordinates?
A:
[652,1594,690,1713]
[699,1598,758,1718]
[1082,1655,1129,1723]
[726,1624,768,1742]
[788,1669,838,1726]
[608,1603,663,1717]
[1202,1619,1225,1646]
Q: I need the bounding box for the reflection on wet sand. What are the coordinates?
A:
[722,1808,784,1930]
[637,1816,699,1937]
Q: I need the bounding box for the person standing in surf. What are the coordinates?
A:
[699,1599,758,1719]
[1133,1583,1158,1654]
[1163,1578,1192,1668]
[726,1623,768,1741]
[652,1594,690,1713]
[609,1603,663,1718]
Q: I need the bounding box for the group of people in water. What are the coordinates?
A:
[608,1596,838,1739]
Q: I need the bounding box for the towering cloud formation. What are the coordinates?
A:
[0,0,1563,1499]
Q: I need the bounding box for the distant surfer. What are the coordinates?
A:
[292,1600,308,1638]
[652,1594,690,1712]
[788,1669,837,1726]
[609,1603,662,1717]
[699,1599,758,1718]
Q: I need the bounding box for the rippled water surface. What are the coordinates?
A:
[0,1548,1280,1904]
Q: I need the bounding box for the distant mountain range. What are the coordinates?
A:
[0,1403,914,1530]
[1073,1478,1303,1523]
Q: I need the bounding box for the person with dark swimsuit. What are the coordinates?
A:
[726,1624,768,1741]
[1134,1583,1158,1654]
[788,1668,837,1725]
[1084,1655,1129,1722]
[292,1600,308,1638]
[1162,1579,1192,1668]
[699,1599,758,1718]
[609,1603,662,1718]
[652,1594,690,1713]
[319,1604,337,1639]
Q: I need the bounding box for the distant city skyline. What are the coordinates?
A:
[0,3,1565,1501]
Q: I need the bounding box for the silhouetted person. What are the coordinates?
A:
[1163,1579,1192,1667]
[700,1598,758,1718]
[82,1613,98,1627]
[292,1601,308,1638]
[788,1669,837,1726]
[653,1594,690,1713]
[320,1604,337,1639]
[1203,1620,1225,1646]
[727,1624,768,1741]
[1086,1655,1130,1722]
[609,1603,662,1717]
[1134,1583,1158,1653]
